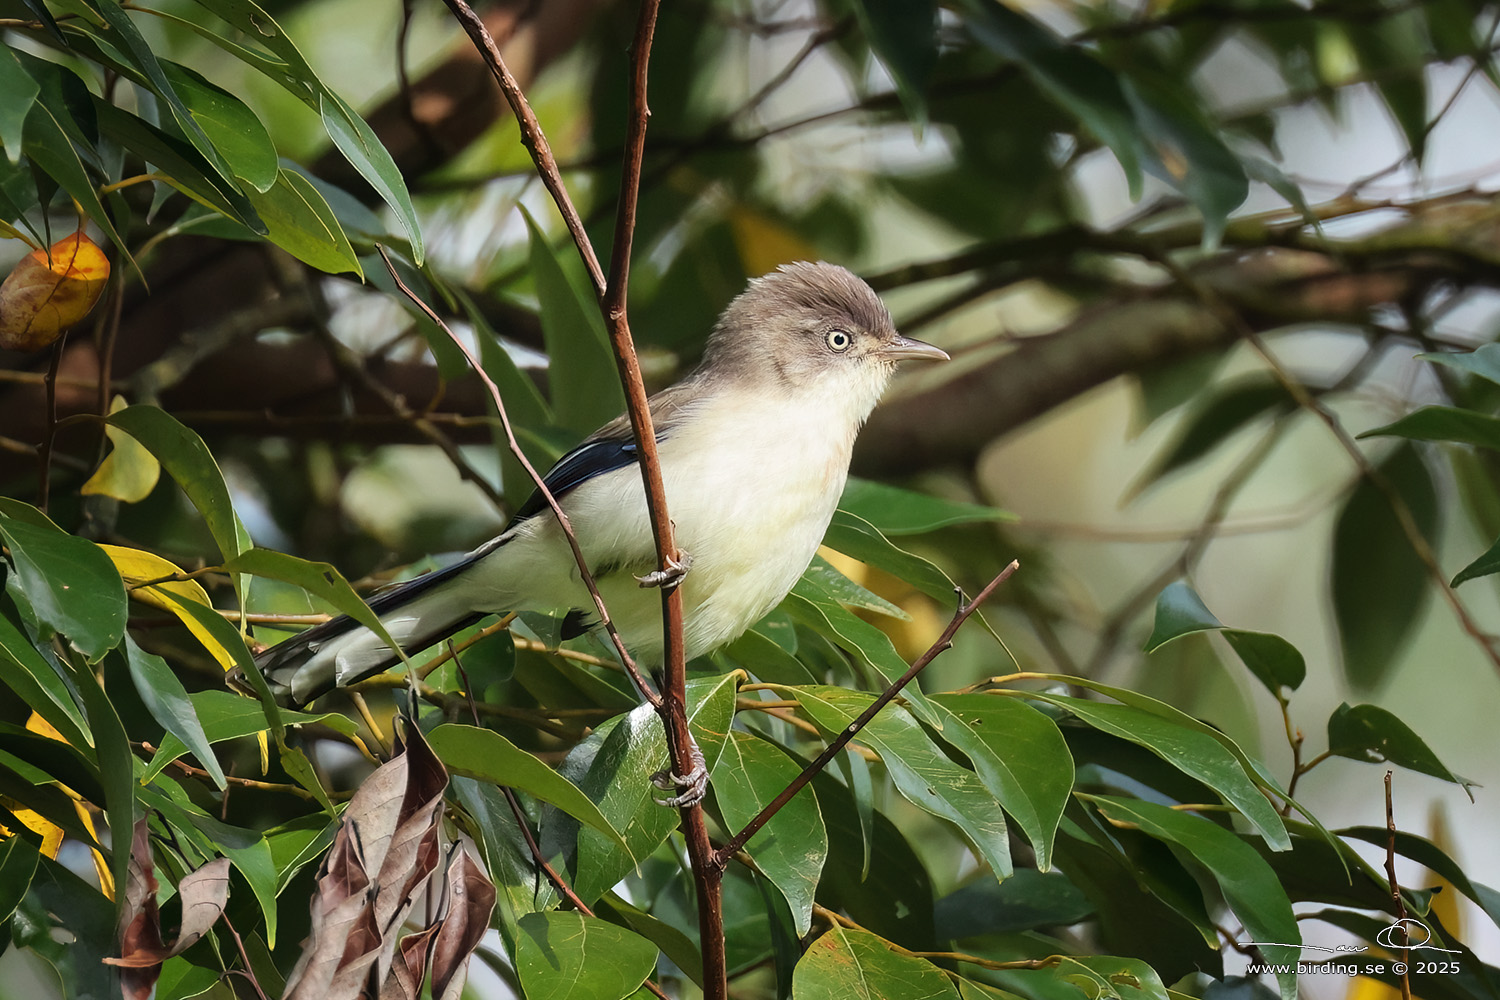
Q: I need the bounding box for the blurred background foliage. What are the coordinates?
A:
[4,0,1500,997]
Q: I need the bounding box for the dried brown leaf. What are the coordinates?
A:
[282,723,452,1000]
[429,848,497,1000]
[106,820,232,1000]
[378,923,440,1000]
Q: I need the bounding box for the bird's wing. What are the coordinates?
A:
[509,434,642,525]
[507,380,698,526]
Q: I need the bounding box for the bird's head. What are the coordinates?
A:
[700,261,947,418]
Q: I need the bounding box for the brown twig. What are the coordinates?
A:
[136,743,318,800]
[438,0,721,987]
[37,331,68,511]
[1385,771,1413,1000]
[221,914,272,1000]
[376,249,660,707]
[440,0,605,294]
[591,3,729,992]
[714,560,1020,866]
[308,316,508,512]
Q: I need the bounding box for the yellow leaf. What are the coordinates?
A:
[24,710,64,742]
[0,231,111,351]
[100,544,237,671]
[2,805,66,858]
[15,713,113,893]
[728,206,819,277]
[81,397,161,502]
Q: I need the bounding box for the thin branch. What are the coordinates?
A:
[37,332,67,511]
[715,561,1020,866]
[307,316,508,512]
[1385,771,1413,1000]
[1138,241,1500,680]
[136,743,318,800]
[439,0,604,293]
[377,248,661,707]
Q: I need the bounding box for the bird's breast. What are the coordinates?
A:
[658,392,859,653]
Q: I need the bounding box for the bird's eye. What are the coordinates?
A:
[826,329,852,353]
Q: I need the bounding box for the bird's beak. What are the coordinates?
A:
[882,334,949,363]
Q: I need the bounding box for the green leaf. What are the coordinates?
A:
[523,209,623,434]
[154,590,285,742]
[1129,377,1293,497]
[0,46,39,164]
[1326,702,1474,796]
[223,547,407,665]
[721,626,815,685]
[851,0,938,127]
[597,893,704,988]
[1085,795,1300,1000]
[935,868,1092,939]
[956,0,1143,194]
[1416,343,1500,386]
[793,687,1011,880]
[544,674,737,904]
[1222,629,1306,694]
[317,91,423,263]
[75,664,135,915]
[1360,406,1500,450]
[244,167,361,275]
[0,604,90,751]
[1052,954,1172,1000]
[793,925,960,1000]
[711,732,828,935]
[839,478,1012,534]
[143,690,355,782]
[823,510,962,603]
[1451,531,1500,587]
[802,555,908,619]
[1143,580,1222,652]
[163,798,282,947]
[0,501,126,662]
[92,0,240,187]
[1028,692,1289,850]
[1138,580,1306,694]
[0,835,40,925]
[106,406,251,565]
[1014,673,1296,823]
[184,0,423,259]
[87,96,264,231]
[515,911,657,1000]
[1338,826,1500,928]
[427,723,630,849]
[813,767,938,948]
[1345,20,1428,162]
[1331,443,1437,690]
[930,694,1073,871]
[1122,74,1248,249]
[13,857,117,1000]
[22,99,130,258]
[162,61,277,192]
[783,580,937,725]
[123,637,225,788]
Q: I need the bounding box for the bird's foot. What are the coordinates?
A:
[651,736,708,808]
[636,551,693,591]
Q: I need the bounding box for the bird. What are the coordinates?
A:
[250,261,947,713]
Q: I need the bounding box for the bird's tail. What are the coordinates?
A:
[242,558,487,707]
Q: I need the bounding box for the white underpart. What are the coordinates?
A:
[281,358,892,701]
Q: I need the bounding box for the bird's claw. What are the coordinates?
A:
[636,551,693,591]
[651,737,708,807]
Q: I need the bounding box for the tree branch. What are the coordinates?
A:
[714,561,1020,867]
